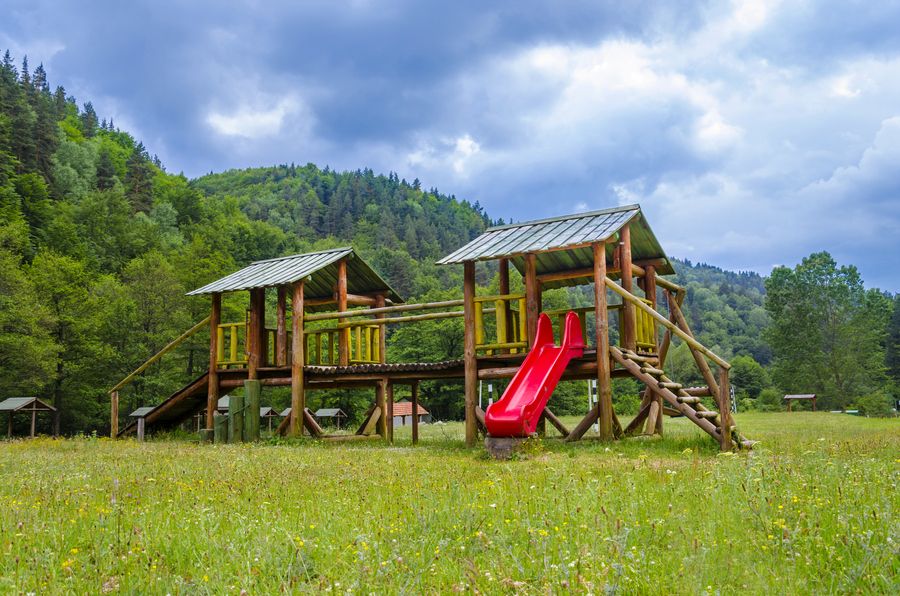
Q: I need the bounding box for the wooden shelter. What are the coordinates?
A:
[1,397,56,438]
[260,407,280,431]
[314,408,348,429]
[128,406,154,441]
[784,394,817,412]
[109,204,751,450]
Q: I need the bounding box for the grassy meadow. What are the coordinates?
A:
[0,412,897,594]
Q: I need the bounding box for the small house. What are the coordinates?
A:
[392,401,431,427]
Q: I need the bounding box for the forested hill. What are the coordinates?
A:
[191,165,491,297]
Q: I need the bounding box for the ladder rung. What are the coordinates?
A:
[677,396,701,404]
[658,381,682,390]
[641,366,664,376]
[695,410,719,419]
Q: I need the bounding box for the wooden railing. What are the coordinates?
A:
[306,324,381,365]
[474,294,526,354]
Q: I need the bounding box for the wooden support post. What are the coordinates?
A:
[718,368,733,451]
[376,378,388,439]
[337,259,349,365]
[463,261,478,447]
[228,393,244,443]
[244,379,261,442]
[644,265,662,435]
[213,413,227,443]
[30,409,36,438]
[524,253,540,347]
[206,293,221,436]
[593,242,614,440]
[374,294,386,363]
[248,288,265,379]
[386,381,394,444]
[411,381,419,445]
[290,282,305,437]
[110,390,119,439]
[276,286,288,367]
[620,224,636,352]
[7,412,12,437]
[136,417,145,442]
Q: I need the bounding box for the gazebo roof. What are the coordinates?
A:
[0,397,56,412]
[437,204,673,289]
[187,247,403,303]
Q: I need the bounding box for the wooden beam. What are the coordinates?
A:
[668,296,720,396]
[593,242,614,441]
[566,407,598,442]
[542,408,570,437]
[606,280,731,369]
[524,253,540,346]
[718,368,733,451]
[110,390,119,438]
[337,259,349,365]
[206,294,221,432]
[411,381,419,445]
[290,282,305,437]
[386,381,394,444]
[376,378,388,439]
[643,265,662,435]
[109,315,212,393]
[374,294,386,363]
[305,299,463,322]
[620,224,636,352]
[276,286,288,367]
[498,258,512,353]
[247,288,265,378]
[463,261,478,447]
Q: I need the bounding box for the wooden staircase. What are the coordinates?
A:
[613,346,753,449]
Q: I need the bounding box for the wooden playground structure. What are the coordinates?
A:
[110,204,751,450]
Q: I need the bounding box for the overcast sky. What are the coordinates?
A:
[3,0,899,290]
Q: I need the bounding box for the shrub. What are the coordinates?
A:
[856,391,895,418]
[757,388,783,412]
[614,392,642,416]
[739,398,757,412]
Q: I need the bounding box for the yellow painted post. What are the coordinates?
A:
[373,328,380,362]
[229,327,238,364]
[517,298,527,350]
[495,299,507,345]
[354,325,362,363]
[216,327,224,363]
[365,327,373,362]
[474,301,484,349]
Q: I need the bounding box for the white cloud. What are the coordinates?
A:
[206,96,303,138]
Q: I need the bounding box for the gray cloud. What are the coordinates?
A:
[3,0,899,290]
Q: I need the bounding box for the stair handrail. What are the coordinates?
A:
[109,316,212,394]
[604,278,730,370]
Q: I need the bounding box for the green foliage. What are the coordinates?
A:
[757,388,783,412]
[730,354,770,399]
[855,390,895,418]
[765,252,892,410]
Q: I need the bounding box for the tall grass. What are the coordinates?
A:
[0,413,896,593]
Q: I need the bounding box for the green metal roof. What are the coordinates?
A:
[437,204,674,288]
[0,397,56,412]
[187,247,403,303]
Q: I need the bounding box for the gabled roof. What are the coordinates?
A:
[437,205,674,288]
[0,397,56,412]
[392,401,430,417]
[260,407,280,417]
[314,408,347,418]
[129,407,154,417]
[187,247,403,303]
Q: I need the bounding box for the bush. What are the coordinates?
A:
[614,393,642,416]
[739,398,757,412]
[856,391,895,418]
[757,388,783,412]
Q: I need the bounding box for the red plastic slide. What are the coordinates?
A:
[485,311,585,437]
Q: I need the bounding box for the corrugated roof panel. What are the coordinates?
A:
[437,204,672,276]
[187,247,403,302]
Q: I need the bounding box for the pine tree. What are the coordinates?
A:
[125,142,154,212]
[80,101,98,137]
[96,147,117,190]
[887,296,900,386]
